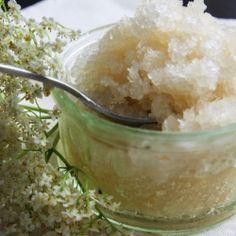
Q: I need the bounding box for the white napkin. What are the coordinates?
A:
[23,1,236,235]
[22,0,140,31]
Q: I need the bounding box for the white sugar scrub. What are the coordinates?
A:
[55,0,236,231]
[71,0,236,131]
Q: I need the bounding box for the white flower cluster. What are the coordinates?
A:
[0,154,121,236]
[0,1,129,235]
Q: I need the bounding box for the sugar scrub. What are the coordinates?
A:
[56,0,236,232]
[71,0,236,132]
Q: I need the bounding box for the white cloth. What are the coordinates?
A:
[23,1,236,235]
[22,0,140,31]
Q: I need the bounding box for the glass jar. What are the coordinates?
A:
[53,25,236,234]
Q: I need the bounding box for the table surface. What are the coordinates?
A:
[22,1,236,235]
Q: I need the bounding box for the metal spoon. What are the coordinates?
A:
[0,63,156,126]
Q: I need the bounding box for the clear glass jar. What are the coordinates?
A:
[53,25,236,234]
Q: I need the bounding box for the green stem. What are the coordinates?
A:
[33,99,50,138]
[51,147,71,167]
[40,116,53,120]
[34,98,42,118]
[16,149,41,159]
[53,148,85,192]
[1,0,7,12]
[20,104,51,114]
[44,131,60,162]
[46,122,58,137]
[52,131,60,147]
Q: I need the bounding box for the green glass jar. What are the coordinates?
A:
[53,25,236,234]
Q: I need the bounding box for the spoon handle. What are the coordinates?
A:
[0,63,156,126]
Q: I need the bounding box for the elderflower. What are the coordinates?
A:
[0,1,130,235]
[0,156,121,235]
